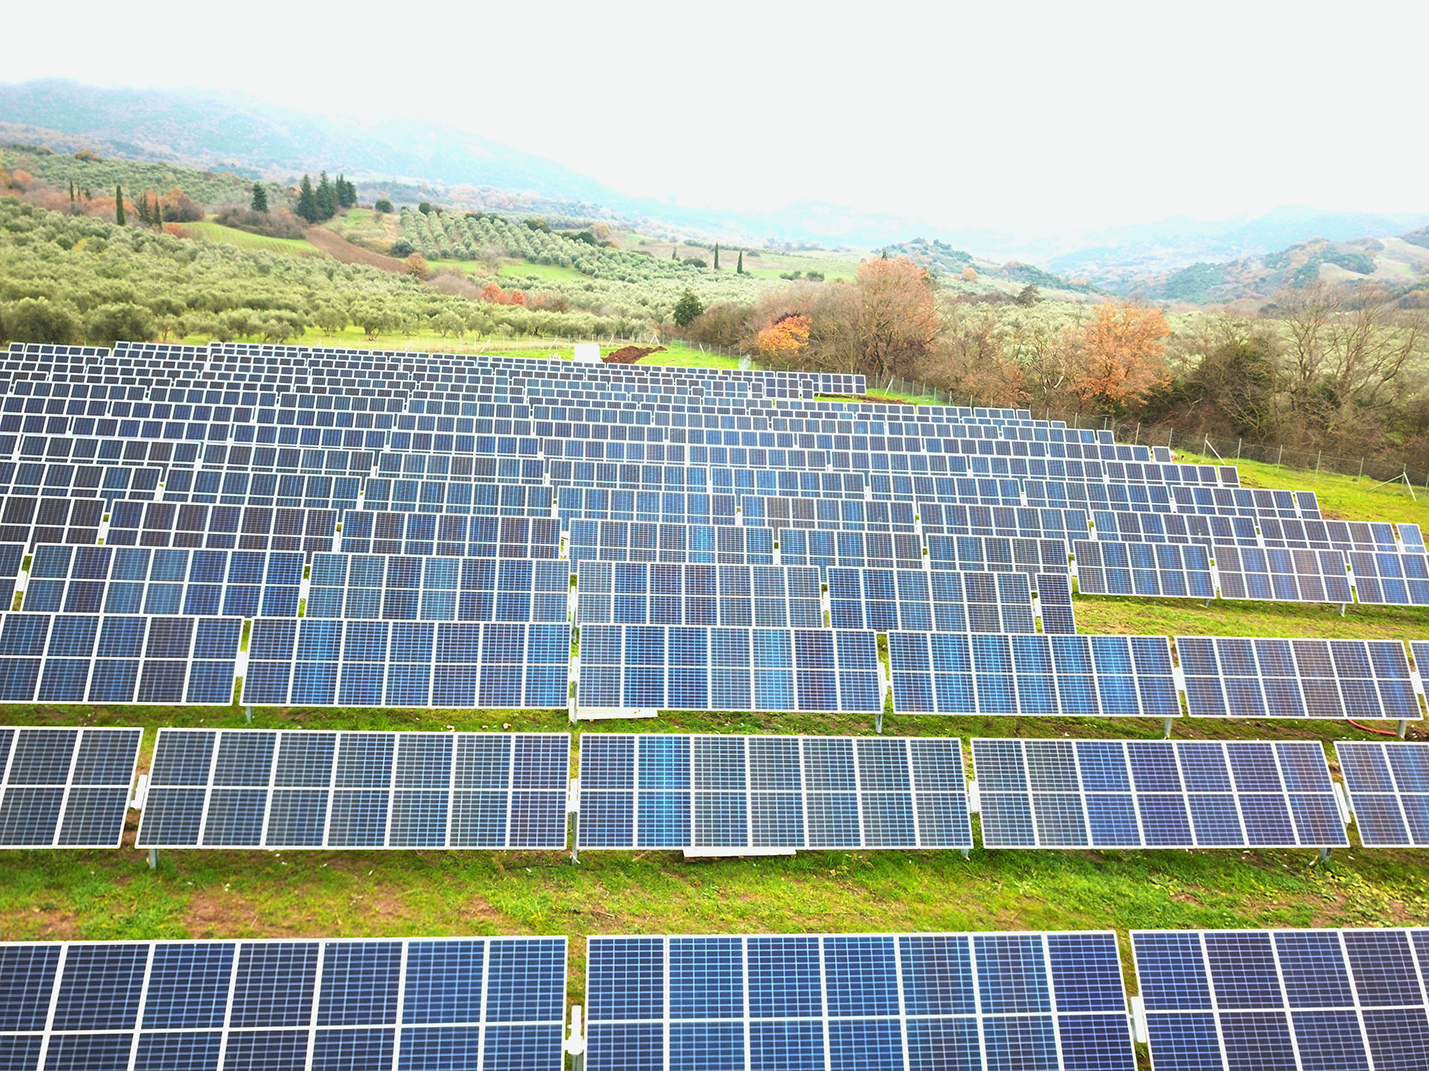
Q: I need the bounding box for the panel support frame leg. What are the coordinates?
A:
[148,848,158,870]
[245,705,253,725]
[874,708,884,734]
[1399,719,1410,740]
[1162,717,1175,739]
[1319,847,1332,863]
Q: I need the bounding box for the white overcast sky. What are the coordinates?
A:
[4,0,1425,233]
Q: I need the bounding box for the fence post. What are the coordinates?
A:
[1237,438,1242,459]
[1277,445,1284,468]
[1316,451,1322,472]
[1358,456,1364,479]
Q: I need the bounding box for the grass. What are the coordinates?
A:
[182,221,321,257]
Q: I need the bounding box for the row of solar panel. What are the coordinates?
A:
[6,926,1429,1071]
[17,727,1429,853]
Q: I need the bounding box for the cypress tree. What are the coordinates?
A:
[115,184,125,226]
[671,246,677,260]
[315,171,337,220]
[136,194,148,225]
[251,183,268,213]
[714,244,720,270]
[296,175,318,223]
[736,251,744,275]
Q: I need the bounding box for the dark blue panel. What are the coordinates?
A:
[52,942,147,1030]
[827,1019,903,1071]
[311,1028,392,1071]
[1146,1012,1224,1071]
[144,943,234,1030]
[402,940,484,1025]
[824,936,898,1017]
[132,1030,223,1071]
[587,937,663,1022]
[0,945,60,1031]
[749,1020,826,1071]
[670,937,742,1020]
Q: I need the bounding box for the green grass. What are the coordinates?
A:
[182,221,321,257]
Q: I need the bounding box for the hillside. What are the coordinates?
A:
[1122,231,1429,305]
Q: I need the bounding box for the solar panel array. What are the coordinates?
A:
[1073,539,1215,599]
[1335,741,1429,847]
[1213,545,1353,604]
[972,739,1347,849]
[0,936,567,1071]
[306,554,569,623]
[567,520,776,565]
[584,931,1135,1071]
[137,730,569,849]
[1131,928,1429,1071]
[575,626,882,713]
[1348,549,1429,606]
[0,727,141,847]
[887,632,1180,717]
[1178,637,1421,721]
[577,734,970,851]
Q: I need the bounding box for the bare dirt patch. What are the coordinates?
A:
[304,227,406,273]
[603,345,666,364]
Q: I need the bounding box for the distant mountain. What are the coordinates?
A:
[1121,230,1429,305]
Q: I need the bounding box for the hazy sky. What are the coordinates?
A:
[5,0,1425,233]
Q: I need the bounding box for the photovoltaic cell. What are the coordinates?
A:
[0,727,141,847]
[0,936,565,1070]
[137,729,570,849]
[1335,741,1429,847]
[1131,928,1429,1071]
[586,931,1133,1071]
[577,734,969,851]
[973,738,1346,849]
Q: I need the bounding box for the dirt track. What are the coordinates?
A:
[304,227,407,273]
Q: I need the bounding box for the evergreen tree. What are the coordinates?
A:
[296,175,318,223]
[115,184,125,226]
[714,244,720,270]
[672,289,705,328]
[136,194,148,225]
[671,246,677,260]
[251,183,268,213]
[335,174,356,209]
[315,171,337,221]
[736,251,744,275]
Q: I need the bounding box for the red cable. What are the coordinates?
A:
[1346,719,1401,736]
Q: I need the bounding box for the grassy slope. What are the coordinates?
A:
[182,221,322,257]
[3,457,1429,1001]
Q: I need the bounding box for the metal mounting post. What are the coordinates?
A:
[148,848,158,870]
[1162,717,1175,740]
[244,705,253,724]
[874,708,883,734]
[1319,847,1332,863]
[1399,720,1410,740]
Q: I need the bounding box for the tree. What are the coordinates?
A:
[1070,302,1171,415]
[757,313,811,360]
[87,302,156,346]
[2,298,82,345]
[404,253,430,279]
[296,175,318,223]
[845,256,939,381]
[1186,317,1278,438]
[114,184,125,226]
[374,198,394,214]
[251,183,268,213]
[736,251,744,275]
[315,172,337,220]
[1015,284,1040,306]
[672,290,704,327]
[714,244,720,270]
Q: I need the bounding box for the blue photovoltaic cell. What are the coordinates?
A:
[0,727,141,847]
[1336,741,1429,847]
[137,729,569,849]
[577,734,970,851]
[0,936,565,1070]
[586,931,1132,1071]
[1132,928,1429,1071]
[973,739,1346,849]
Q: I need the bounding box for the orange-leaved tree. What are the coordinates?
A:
[1071,302,1171,415]
[849,256,938,382]
[756,314,811,360]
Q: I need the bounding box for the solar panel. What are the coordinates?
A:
[577,734,970,851]
[137,730,569,849]
[242,621,571,709]
[1179,637,1421,720]
[887,632,1179,718]
[1034,572,1078,634]
[0,727,141,847]
[1074,539,1215,599]
[827,567,1034,632]
[1335,741,1429,847]
[0,613,241,704]
[926,533,1069,577]
[0,935,566,1070]
[23,544,303,618]
[1347,549,1429,605]
[576,561,822,628]
[973,738,1346,849]
[576,626,882,714]
[1131,928,1429,1071]
[584,930,1134,1071]
[1214,544,1352,603]
[306,554,568,623]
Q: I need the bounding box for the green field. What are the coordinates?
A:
[182,221,322,257]
[498,261,587,283]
